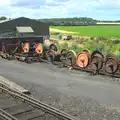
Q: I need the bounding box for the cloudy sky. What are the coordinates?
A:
[0,0,120,20]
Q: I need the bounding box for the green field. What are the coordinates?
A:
[51,26,120,37]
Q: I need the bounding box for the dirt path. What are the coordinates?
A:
[50,28,78,34]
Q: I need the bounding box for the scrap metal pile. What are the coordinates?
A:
[0,33,119,77]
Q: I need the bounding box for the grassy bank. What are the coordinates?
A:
[49,26,120,57]
[51,26,120,37]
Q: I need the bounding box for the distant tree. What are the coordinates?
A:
[38,17,98,26]
[0,16,7,20]
[37,17,120,26]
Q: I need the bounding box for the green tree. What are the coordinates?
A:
[0,16,7,20]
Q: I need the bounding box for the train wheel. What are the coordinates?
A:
[60,49,68,61]
[46,50,56,63]
[76,50,90,68]
[48,54,55,63]
[105,55,118,74]
[49,44,58,52]
[60,49,68,56]
[35,43,43,55]
[91,51,104,74]
[65,50,77,66]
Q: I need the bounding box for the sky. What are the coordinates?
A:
[0,0,120,20]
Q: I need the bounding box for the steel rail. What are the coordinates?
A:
[73,65,120,78]
[0,83,78,120]
[0,108,18,120]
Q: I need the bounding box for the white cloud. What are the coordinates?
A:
[46,0,54,3]
[0,0,11,6]
[0,0,120,20]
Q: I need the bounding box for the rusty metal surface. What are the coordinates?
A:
[59,49,120,77]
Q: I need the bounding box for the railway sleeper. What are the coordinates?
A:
[4,104,34,117]
[0,84,77,120]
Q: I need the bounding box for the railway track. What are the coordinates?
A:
[0,83,78,120]
[72,65,120,78]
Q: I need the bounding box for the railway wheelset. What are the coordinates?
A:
[0,36,68,64]
[43,45,120,77]
[0,36,120,77]
[0,36,45,63]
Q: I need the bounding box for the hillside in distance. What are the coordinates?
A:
[38,17,97,26]
[38,17,120,26]
[0,16,120,26]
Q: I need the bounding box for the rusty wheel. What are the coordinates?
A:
[35,43,43,54]
[65,50,77,66]
[60,49,67,56]
[105,54,118,74]
[49,44,58,52]
[60,49,68,61]
[91,51,104,73]
[46,50,56,63]
[76,50,90,68]
[22,43,29,53]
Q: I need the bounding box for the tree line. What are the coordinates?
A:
[0,16,11,21]
[38,17,120,26]
[0,16,120,26]
[38,17,97,26]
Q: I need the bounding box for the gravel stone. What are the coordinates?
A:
[16,81,120,120]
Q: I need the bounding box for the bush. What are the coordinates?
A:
[114,50,120,57]
[83,41,99,53]
[97,44,104,52]
[96,36,107,41]
[43,43,48,49]
[68,43,81,53]
[90,37,94,40]
[57,42,69,51]
[113,40,120,44]
[103,45,112,54]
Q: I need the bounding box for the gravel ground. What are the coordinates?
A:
[0,59,120,120]
[14,81,120,120]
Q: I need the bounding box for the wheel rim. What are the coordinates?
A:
[22,43,29,53]
[65,50,77,66]
[91,51,104,71]
[105,58,118,74]
[49,44,58,52]
[91,51,104,59]
[60,49,67,56]
[47,54,55,63]
[35,43,43,54]
[76,51,90,68]
[46,50,56,62]
[60,49,68,61]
